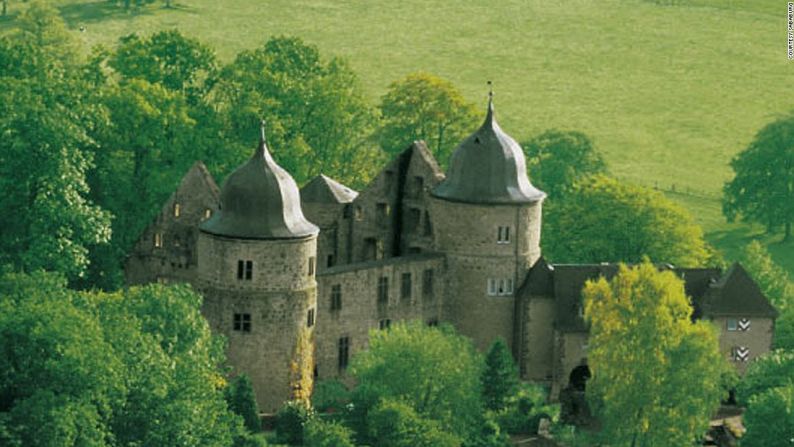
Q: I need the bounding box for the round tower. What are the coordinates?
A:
[430,95,545,351]
[197,124,319,412]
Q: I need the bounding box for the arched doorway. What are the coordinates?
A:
[569,364,591,392]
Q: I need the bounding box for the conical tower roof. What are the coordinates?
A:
[200,124,319,239]
[432,95,545,204]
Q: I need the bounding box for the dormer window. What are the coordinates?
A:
[174,203,181,218]
[497,226,511,244]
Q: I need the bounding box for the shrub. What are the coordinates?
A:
[303,417,355,447]
[367,398,461,447]
[275,400,313,445]
[312,380,351,413]
[227,374,261,432]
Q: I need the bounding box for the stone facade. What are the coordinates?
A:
[125,107,778,412]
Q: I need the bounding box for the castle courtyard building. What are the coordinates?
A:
[126,101,777,412]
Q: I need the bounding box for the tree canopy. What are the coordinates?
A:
[723,112,794,241]
[583,261,727,446]
[522,129,607,198]
[543,175,712,267]
[736,350,794,446]
[481,338,519,412]
[377,72,479,164]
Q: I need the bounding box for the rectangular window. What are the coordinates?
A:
[174,203,181,218]
[307,308,315,328]
[379,319,391,330]
[401,272,412,300]
[376,203,390,223]
[331,284,342,311]
[413,176,424,196]
[497,226,511,244]
[423,269,434,297]
[233,313,251,332]
[487,278,498,296]
[377,276,389,305]
[327,254,335,268]
[238,260,253,280]
[154,232,163,248]
[308,257,316,276]
[204,208,212,220]
[501,278,514,296]
[338,336,350,370]
[727,318,738,331]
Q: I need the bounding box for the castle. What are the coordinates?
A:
[125,98,777,412]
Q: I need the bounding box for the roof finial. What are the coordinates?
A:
[485,81,495,123]
[260,119,267,144]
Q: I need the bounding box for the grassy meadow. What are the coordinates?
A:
[1,0,791,276]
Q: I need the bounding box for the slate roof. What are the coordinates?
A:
[432,97,546,205]
[301,174,358,204]
[521,261,775,332]
[200,129,319,240]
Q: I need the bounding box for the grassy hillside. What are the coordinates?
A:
[2,0,791,276]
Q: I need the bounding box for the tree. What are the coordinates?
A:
[212,36,379,188]
[723,113,794,242]
[543,175,711,266]
[378,72,479,164]
[522,129,607,198]
[367,398,461,447]
[583,261,726,446]
[303,417,355,447]
[742,384,794,447]
[227,375,260,433]
[350,322,482,443]
[0,3,111,281]
[481,338,519,411]
[109,30,217,102]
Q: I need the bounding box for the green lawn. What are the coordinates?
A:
[2,0,791,277]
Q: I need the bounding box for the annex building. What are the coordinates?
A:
[125,99,777,412]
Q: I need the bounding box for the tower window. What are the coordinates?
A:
[233,313,251,332]
[497,226,511,244]
[237,260,253,280]
[154,232,163,248]
[377,276,389,306]
[173,203,181,218]
[338,336,350,371]
[423,269,434,297]
[327,254,335,268]
[487,278,514,296]
[308,257,316,276]
[331,284,342,311]
[401,272,412,300]
[379,319,391,330]
[307,308,315,328]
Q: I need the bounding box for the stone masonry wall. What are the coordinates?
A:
[712,316,774,375]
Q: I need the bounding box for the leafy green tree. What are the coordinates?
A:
[227,375,260,433]
[741,241,794,311]
[583,261,726,446]
[723,112,794,242]
[378,72,479,164]
[544,175,711,266]
[742,384,794,447]
[275,400,313,445]
[350,322,482,443]
[367,398,461,447]
[0,3,111,281]
[303,417,355,447]
[109,30,217,102]
[522,129,607,198]
[737,350,794,405]
[481,338,519,411]
[213,36,379,188]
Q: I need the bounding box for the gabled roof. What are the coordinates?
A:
[301,174,358,204]
[700,263,778,318]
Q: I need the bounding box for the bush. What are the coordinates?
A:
[367,398,461,447]
[275,400,313,445]
[494,383,552,434]
[233,431,269,447]
[303,417,355,447]
[312,380,351,413]
[227,374,261,432]
[467,413,510,447]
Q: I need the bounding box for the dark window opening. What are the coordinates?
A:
[331,285,342,311]
[238,260,253,280]
[379,319,391,330]
[377,276,389,306]
[401,272,412,300]
[308,257,316,276]
[423,269,434,297]
[408,208,421,232]
[412,176,424,196]
[233,313,251,332]
[338,337,350,371]
[307,308,315,328]
[497,226,511,244]
[427,318,439,327]
[423,211,433,236]
[327,254,335,268]
[376,203,390,223]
